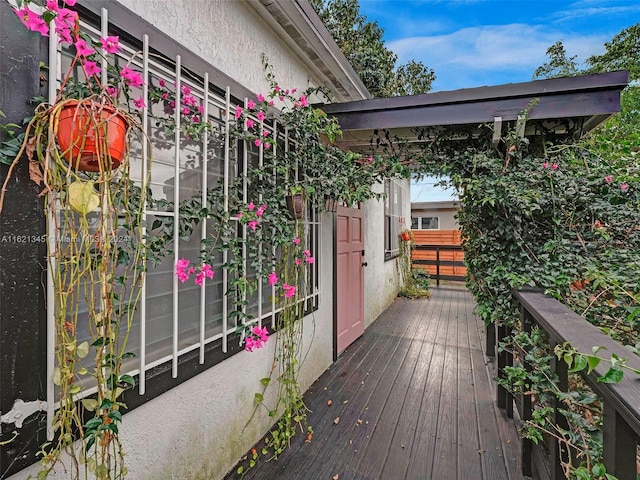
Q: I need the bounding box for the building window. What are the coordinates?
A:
[49,8,320,419]
[411,216,440,230]
[384,179,406,259]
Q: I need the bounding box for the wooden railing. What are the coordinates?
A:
[498,288,640,480]
[412,244,465,285]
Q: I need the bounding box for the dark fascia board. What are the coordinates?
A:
[411,201,461,210]
[247,0,370,102]
[322,71,629,131]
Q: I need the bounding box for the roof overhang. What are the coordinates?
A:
[321,71,629,153]
[247,0,370,102]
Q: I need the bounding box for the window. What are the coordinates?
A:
[48,8,320,415]
[384,179,406,259]
[412,216,439,230]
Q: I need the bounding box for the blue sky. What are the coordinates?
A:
[359,0,640,92]
[357,0,640,201]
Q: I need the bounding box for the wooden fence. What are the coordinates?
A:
[411,230,466,284]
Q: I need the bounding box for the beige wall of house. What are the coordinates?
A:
[364,179,412,327]
[118,0,323,100]
[411,200,461,231]
[7,2,401,479]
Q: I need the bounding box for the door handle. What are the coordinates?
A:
[362,262,368,267]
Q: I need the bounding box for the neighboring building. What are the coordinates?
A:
[411,200,461,231]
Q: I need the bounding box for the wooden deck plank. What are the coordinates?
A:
[309,301,430,479]
[251,300,415,478]
[355,296,440,479]
[404,286,450,479]
[429,286,460,479]
[225,286,526,480]
[455,287,485,478]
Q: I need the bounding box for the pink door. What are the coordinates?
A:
[336,205,365,354]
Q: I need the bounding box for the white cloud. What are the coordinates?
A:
[388,24,610,91]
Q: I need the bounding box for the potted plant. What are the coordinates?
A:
[400,229,412,242]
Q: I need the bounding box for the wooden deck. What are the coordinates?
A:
[227,285,526,480]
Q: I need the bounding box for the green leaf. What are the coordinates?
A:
[119,374,136,388]
[587,355,601,374]
[254,393,264,404]
[597,366,624,383]
[568,354,587,373]
[260,377,271,387]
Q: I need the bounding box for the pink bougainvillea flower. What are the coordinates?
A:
[252,326,269,342]
[46,0,59,11]
[256,204,267,217]
[120,67,144,88]
[83,60,101,77]
[604,175,613,183]
[100,35,121,54]
[257,93,265,102]
[246,119,255,129]
[181,85,191,96]
[274,85,281,92]
[161,92,169,100]
[74,38,94,57]
[235,105,243,119]
[256,111,265,122]
[183,95,197,107]
[291,88,297,94]
[247,202,255,211]
[262,130,270,137]
[247,99,256,110]
[244,337,256,352]
[133,96,146,109]
[283,284,297,298]
[264,143,271,149]
[306,256,315,264]
[57,7,78,25]
[279,95,285,102]
[268,100,275,107]
[254,139,262,147]
[56,24,73,45]
[285,89,290,95]
[299,95,308,107]
[368,156,374,163]
[293,237,300,245]
[15,7,48,35]
[181,106,190,115]
[551,163,559,170]
[248,220,259,231]
[594,220,603,229]
[105,85,118,97]
[268,271,278,286]
[620,183,629,192]
[197,105,204,114]
[542,162,549,169]
[303,249,311,257]
[175,258,191,283]
[295,258,302,266]
[65,0,77,5]
[158,78,166,88]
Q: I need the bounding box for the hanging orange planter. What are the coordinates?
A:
[400,231,412,242]
[56,100,129,172]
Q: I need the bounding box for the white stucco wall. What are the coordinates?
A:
[363,179,412,327]
[116,0,319,99]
